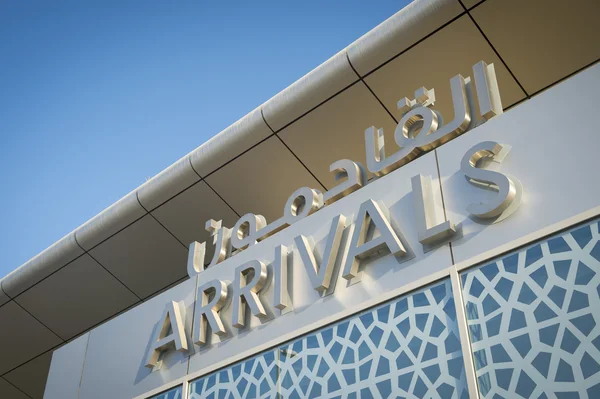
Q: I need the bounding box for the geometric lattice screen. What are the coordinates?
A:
[461,220,600,398]
[187,279,468,398]
[152,218,600,399]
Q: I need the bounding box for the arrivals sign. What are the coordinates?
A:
[145,61,523,368]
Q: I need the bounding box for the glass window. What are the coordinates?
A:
[460,219,600,398]
[148,385,183,399]
[188,279,468,398]
[188,350,278,398]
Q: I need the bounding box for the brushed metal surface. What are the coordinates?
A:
[2,233,84,298]
[137,155,201,212]
[262,50,358,132]
[347,0,463,76]
[0,301,62,375]
[189,107,272,177]
[4,351,52,399]
[75,190,146,251]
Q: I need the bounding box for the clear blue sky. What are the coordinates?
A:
[0,0,410,278]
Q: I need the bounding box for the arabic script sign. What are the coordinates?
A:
[145,61,523,369]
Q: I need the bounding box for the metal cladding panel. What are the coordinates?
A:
[0,301,62,375]
[278,82,397,188]
[2,233,84,298]
[43,333,89,399]
[88,214,188,299]
[471,0,600,94]
[75,190,147,251]
[150,181,239,252]
[262,50,359,132]
[189,107,272,178]
[347,0,464,76]
[137,154,201,212]
[437,62,600,264]
[14,253,139,341]
[205,136,325,222]
[0,378,29,399]
[5,351,53,399]
[364,15,526,125]
[0,280,9,307]
[461,0,481,8]
[77,277,197,399]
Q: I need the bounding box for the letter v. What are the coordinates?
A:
[295,214,347,293]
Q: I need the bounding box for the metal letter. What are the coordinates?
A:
[231,213,267,250]
[461,141,522,220]
[365,62,501,178]
[145,301,188,368]
[205,219,232,268]
[232,260,269,328]
[412,174,456,246]
[409,74,471,152]
[341,200,406,280]
[187,241,206,277]
[295,214,347,293]
[365,88,439,177]
[193,279,229,345]
[323,160,367,205]
[473,61,503,121]
[273,245,290,310]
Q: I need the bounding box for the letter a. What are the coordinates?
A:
[341,200,406,280]
[145,301,188,368]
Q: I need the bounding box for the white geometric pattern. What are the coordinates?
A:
[188,351,278,399]
[461,220,600,398]
[186,279,468,398]
[277,279,468,399]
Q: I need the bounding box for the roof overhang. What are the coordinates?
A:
[1,0,599,397]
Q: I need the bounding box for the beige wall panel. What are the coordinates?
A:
[206,136,324,224]
[279,82,396,188]
[472,0,600,94]
[365,15,525,125]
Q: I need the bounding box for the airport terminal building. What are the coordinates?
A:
[1,0,600,398]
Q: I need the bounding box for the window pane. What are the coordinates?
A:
[277,278,468,398]
[188,350,278,398]
[461,219,600,398]
[148,385,182,399]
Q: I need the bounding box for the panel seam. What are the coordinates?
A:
[261,108,328,192]
[74,234,143,302]
[360,11,467,79]
[0,297,142,378]
[136,192,189,250]
[346,52,398,124]
[12,300,64,342]
[458,0,530,99]
[1,376,34,399]
[76,332,91,399]
[189,157,242,218]
[434,149,455,264]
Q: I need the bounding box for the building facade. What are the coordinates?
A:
[1,0,599,398]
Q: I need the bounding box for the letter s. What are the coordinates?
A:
[461,141,522,220]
